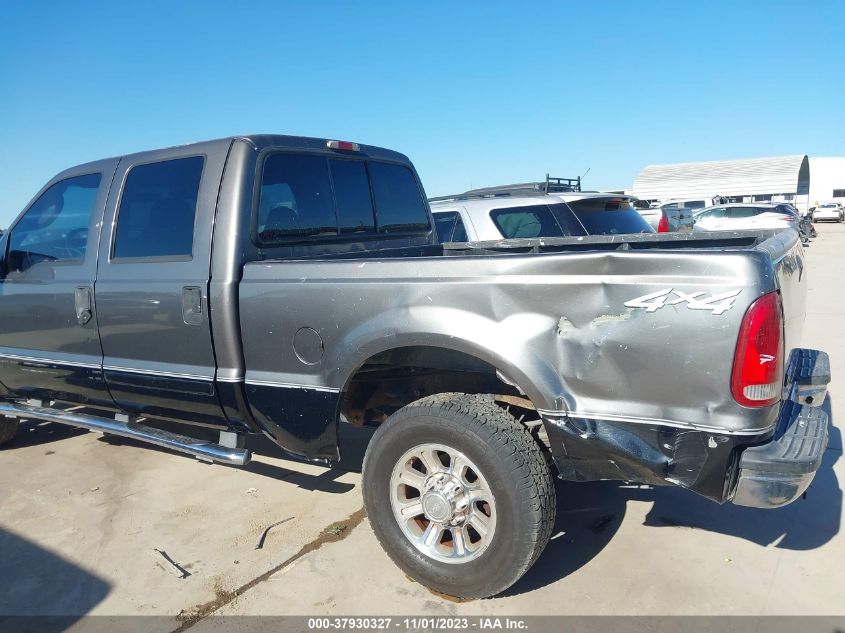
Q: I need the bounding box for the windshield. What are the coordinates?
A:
[820,204,837,208]
[567,199,654,234]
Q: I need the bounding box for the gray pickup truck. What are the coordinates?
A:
[0,135,830,598]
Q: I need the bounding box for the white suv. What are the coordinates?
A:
[431,192,653,242]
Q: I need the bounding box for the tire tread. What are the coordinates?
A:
[363,392,555,597]
[0,418,19,447]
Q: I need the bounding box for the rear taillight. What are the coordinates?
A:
[657,214,669,232]
[731,291,783,407]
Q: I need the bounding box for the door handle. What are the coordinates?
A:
[182,286,203,326]
[74,287,92,325]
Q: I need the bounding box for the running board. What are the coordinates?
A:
[0,402,251,466]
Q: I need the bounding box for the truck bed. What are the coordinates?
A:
[239,228,805,467]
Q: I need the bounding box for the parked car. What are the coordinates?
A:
[636,197,700,233]
[772,202,814,243]
[0,135,830,599]
[812,202,844,223]
[431,191,653,242]
[694,203,805,235]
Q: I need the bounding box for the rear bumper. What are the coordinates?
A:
[731,349,831,508]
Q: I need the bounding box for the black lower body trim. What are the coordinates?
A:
[244,382,339,463]
[543,415,772,503]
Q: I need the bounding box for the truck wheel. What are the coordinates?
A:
[362,393,555,599]
[0,417,19,447]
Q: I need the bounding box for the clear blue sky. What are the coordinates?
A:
[1,0,843,226]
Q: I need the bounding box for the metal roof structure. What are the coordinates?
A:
[632,155,810,200]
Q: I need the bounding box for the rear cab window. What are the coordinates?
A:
[258,154,337,241]
[256,153,430,245]
[330,159,375,234]
[367,162,429,234]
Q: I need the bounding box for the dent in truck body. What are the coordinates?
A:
[236,229,806,502]
[542,413,771,502]
[240,237,789,432]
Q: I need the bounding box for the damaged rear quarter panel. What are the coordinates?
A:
[239,240,793,472]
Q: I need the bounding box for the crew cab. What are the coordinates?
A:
[0,135,830,599]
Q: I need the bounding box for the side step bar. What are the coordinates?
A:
[0,402,251,466]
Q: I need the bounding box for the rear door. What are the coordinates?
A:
[94,142,230,426]
[0,161,117,404]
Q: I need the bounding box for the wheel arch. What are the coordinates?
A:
[332,335,565,416]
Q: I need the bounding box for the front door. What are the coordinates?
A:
[0,160,117,404]
[94,143,230,426]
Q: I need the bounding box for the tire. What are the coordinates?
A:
[0,417,19,447]
[362,393,555,598]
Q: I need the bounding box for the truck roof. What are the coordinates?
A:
[68,134,413,172]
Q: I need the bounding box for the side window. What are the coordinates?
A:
[113,156,203,259]
[684,200,706,210]
[329,159,375,234]
[452,214,468,241]
[729,206,758,219]
[257,154,336,242]
[433,212,469,242]
[433,212,458,242]
[707,207,728,219]
[490,205,565,239]
[367,162,430,234]
[6,173,102,277]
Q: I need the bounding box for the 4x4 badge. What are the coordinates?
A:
[624,289,742,315]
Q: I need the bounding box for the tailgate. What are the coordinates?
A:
[753,229,807,354]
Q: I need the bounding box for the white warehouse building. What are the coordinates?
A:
[631,155,845,212]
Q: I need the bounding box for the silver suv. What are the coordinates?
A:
[431,191,653,242]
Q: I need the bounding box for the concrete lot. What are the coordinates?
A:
[1,225,843,628]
